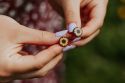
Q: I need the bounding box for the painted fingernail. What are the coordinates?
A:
[67,23,77,32]
[72,37,81,42]
[63,45,76,52]
[55,30,68,37]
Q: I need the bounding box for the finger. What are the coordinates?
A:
[14,53,63,79]
[82,3,107,37]
[15,25,59,45]
[10,45,63,73]
[61,0,81,27]
[35,53,63,77]
[73,30,100,46]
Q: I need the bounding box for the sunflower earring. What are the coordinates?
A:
[59,37,69,47]
[68,23,83,37]
[73,27,83,37]
[55,23,83,47]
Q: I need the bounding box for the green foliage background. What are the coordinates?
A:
[65,0,125,83]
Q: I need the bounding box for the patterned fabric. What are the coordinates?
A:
[0,0,64,83]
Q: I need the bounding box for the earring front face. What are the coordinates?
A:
[56,23,83,47]
[73,27,83,37]
[59,37,69,47]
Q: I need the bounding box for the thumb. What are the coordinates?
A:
[62,0,81,28]
[16,25,59,45]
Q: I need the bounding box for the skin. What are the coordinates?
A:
[0,0,108,82]
[50,0,108,46]
[0,15,63,82]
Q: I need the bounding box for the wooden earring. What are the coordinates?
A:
[73,27,83,37]
[59,37,69,47]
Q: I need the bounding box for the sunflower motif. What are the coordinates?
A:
[59,37,69,47]
[73,27,83,37]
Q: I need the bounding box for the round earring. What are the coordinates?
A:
[73,27,83,37]
[59,37,69,47]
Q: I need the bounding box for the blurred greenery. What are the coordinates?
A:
[65,0,125,83]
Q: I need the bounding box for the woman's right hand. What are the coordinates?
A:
[0,15,63,82]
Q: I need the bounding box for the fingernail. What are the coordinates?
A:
[55,30,68,37]
[67,23,77,32]
[72,37,81,42]
[63,45,76,52]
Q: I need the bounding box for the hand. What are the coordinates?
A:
[0,15,63,82]
[50,0,108,46]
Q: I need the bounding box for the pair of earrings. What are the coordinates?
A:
[59,23,83,47]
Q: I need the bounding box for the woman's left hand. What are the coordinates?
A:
[49,0,108,46]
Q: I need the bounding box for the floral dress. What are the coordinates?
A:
[0,0,64,83]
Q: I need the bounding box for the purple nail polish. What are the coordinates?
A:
[55,30,68,37]
[67,23,77,32]
[72,37,81,42]
[63,45,76,52]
